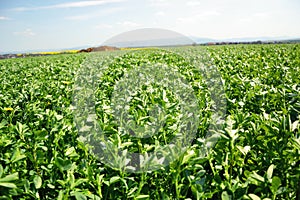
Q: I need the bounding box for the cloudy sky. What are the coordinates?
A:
[0,0,299,52]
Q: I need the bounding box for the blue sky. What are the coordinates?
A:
[0,0,299,53]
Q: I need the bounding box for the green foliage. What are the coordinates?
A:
[0,44,299,199]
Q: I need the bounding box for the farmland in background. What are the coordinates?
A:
[0,44,299,199]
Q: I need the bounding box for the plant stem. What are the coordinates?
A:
[135,172,145,198]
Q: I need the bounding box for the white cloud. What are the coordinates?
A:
[177,10,221,23]
[149,0,170,7]
[65,7,124,21]
[253,12,270,18]
[117,21,140,27]
[0,16,10,20]
[239,12,271,23]
[14,28,36,36]
[203,10,220,17]
[186,1,202,6]
[13,0,125,11]
[52,0,124,8]
[95,23,113,29]
[155,11,165,16]
[239,17,252,23]
[65,15,92,21]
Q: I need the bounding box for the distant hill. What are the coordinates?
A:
[190,36,300,44]
[1,35,300,56]
[188,37,218,44]
[78,46,119,52]
[0,45,119,59]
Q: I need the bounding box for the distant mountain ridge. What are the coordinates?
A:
[1,36,300,54]
[190,36,300,43]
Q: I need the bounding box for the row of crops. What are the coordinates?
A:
[0,44,299,199]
